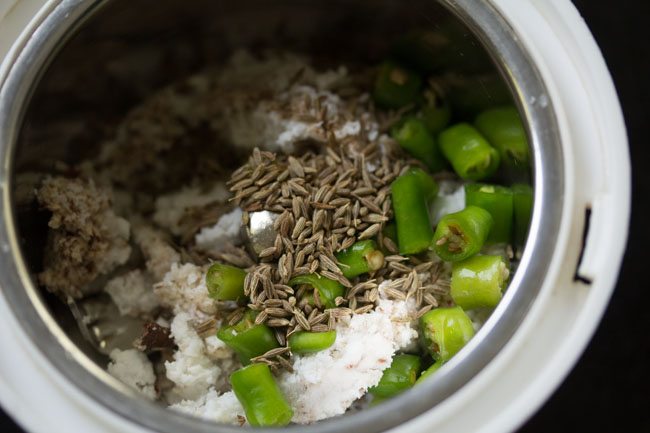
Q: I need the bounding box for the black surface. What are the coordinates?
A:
[520,0,649,431]
[1,1,647,432]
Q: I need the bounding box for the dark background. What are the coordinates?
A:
[521,0,649,431]
[1,0,647,432]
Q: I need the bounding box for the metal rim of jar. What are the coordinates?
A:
[0,0,563,432]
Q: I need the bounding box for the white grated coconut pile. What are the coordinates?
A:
[194,207,244,254]
[430,180,466,225]
[153,183,231,236]
[105,269,158,317]
[171,389,246,426]
[108,349,157,400]
[154,263,216,321]
[132,222,182,281]
[171,289,419,426]
[278,295,418,424]
[164,312,228,402]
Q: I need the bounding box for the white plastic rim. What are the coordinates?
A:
[0,1,630,433]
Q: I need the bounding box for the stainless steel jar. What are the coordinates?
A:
[0,1,629,432]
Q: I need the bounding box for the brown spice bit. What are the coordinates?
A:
[258,247,277,259]
[423,293,439,306]
[382,236,399,254]
[274,329,287,346]
[414,261,436,272]
[226,308,246,326]
[267,318,291,327]
[135,322,174,352]
[383,287,407,301]
[319,254,342,275]
[354,305,374,315]
[254,310,269,325]
[311,324,330,333]
[265,307,291,318]
[308,312,328,326]
[357,223,382,240]
[276,355,295,373]
[388,261,413,273]
[293,308,311,331]
[250,346,291,362]
[37,177,131,299]
[288,156,305,178]
[416,305,434,318]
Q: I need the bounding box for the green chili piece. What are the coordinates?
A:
[464,183,513,244]
[391,30,447,73]
[288,330,337,354]
[475,106,529,168]
[447,74,511,117]
[217,310,279,364]
[335,240,384,279]
[420,307,475,361]
[206,263,247,302]
[439,123,500,180]
[415,361,443,384]
[451,255,509,310]
[383,222,398,243]
[288,274,344,309]
[420,104,451,135]
[391,118,445,172]
[369,354,421,398]
[432,206,492,262]
[512,183,533,247]
[373,61,422,109]
[369,395,389,407]
[406,167,439,201]
[230,363,293,426]
[391,172,434,255]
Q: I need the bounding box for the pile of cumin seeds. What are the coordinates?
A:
[224,145,450,371]
[375,255,453,318]
[226,146,397,363]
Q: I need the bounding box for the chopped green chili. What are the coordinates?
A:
[391,30,447,73]
[369,354,421,398]
[447,74,511,117]
[420,307,475,362]
[475,106,529,168]
[439,123,500,180]
[391,118,445,172]
[432,205,492,262]
[373,61,422,109]
[512,183,533,247]
[383,222,398,243]
[420,103,451,135]
[369,395,389,407]
[406,167,439,201]
[451,255,509,310]
[288,330,337,354]
[415,361,443,384]
[391,171,434,255]
[230,363,293,426]
[288,274,344,309]
[217,310,279,364]
[206,263,247,302]
[464,183,513,244]
[335,240,384,279]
